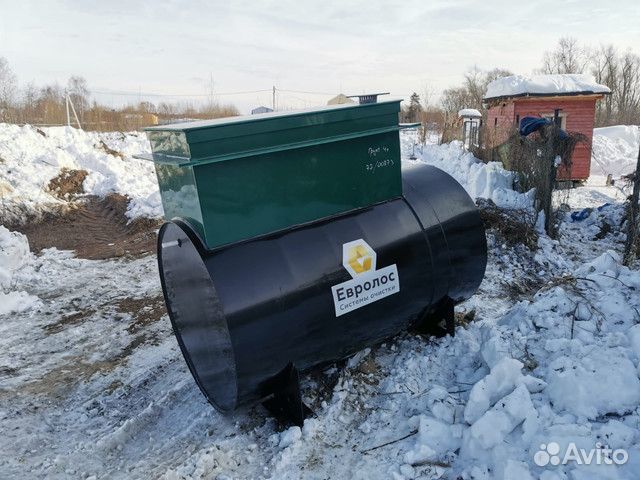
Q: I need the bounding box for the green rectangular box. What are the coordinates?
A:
[138,100,403,249]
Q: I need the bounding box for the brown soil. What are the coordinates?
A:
[47,168,88,198]
[116,294,167,334]
[16,295,168,399]
[44,308,96,334]
[97,140,124,159]
[18,356,120,398]
[11,194,162,260]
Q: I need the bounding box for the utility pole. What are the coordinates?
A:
[624,141,640,265]
[272,85,276,111]
[65,94,81,129]
[65,95,71,127]
[209,73,215,107]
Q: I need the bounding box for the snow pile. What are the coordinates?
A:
[406,140,534,209]
[0,123,161,220]
[546,349,640,419]
[484,74,610,100]
[458,108,482,118]
[591,125,640,177]
[0,226,39,315]
[263,247,640,480]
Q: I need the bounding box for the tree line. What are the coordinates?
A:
[0,57,239,130]
[402,37,639,128]
[2,37,638,132]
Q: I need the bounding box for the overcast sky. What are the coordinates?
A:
[1,0,639,113]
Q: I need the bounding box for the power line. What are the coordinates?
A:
[88,86,419,103]
[277,88,336,96]
[90,88,272,97]
[91,87,337,98]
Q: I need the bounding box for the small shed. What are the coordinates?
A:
[251,106,274,115]
[484,74,610,180]
[458,108,482,149]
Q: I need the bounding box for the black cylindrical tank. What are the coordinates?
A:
[157,163,486,413]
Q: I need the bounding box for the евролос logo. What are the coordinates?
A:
[343,239,376,277]
[331,239,399,317]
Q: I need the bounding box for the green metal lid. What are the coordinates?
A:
[137,100,402,166]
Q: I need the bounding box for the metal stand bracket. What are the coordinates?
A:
[413,296,455,338]
[262,363,312,427]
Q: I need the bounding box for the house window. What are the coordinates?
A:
[516,114,520,125]
[494,117,498,126]
[541,112,567,130]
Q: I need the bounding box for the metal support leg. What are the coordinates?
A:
[262,363,312,427]
[412,296,455,338]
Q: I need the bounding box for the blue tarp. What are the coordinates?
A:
[570,203,611,222]
[519,116,568,139]
[519,116,551,136]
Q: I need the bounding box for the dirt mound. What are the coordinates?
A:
[47,168,88,198]
[11,194,162,259]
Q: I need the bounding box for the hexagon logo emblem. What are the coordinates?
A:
[342,239,377,278]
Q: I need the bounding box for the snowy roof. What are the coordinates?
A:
[484,74,611,101]
[458,108,482,118]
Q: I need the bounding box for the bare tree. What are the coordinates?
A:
[614,52,640,125]
[540,37,589,74]
[67,76,89,120]
[440,86,474,117]
[421,82,436,111]
[542,40,640,126]
[591,45,618,125]
[465,67,513,108]
[21,81,39,124]
[0,57,18,122]
[463,66,486,109]
[440,67,513,116]
[37,83,65,125]
[137,101,157,114]
[157,102,176,118]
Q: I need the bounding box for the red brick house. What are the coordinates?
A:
[484,74,610,180]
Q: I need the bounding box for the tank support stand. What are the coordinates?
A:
[262,363,312,427]
[413,296,455,338]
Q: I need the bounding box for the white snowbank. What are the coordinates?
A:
[0,226,39,315]
[464,383,537,450]
[547,350,640,419]
[0,124,161,220]
[464,357,544,424]
[404,415,462,464]
[485,74,610,100]
[591,125,639,177]
[406,140,534,209]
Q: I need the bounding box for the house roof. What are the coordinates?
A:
[484,74,611,102]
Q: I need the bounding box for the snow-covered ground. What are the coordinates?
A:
[591,125,640,178]
[0,124,160,222]
[401,135,534,210]
[1,125,640,479]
